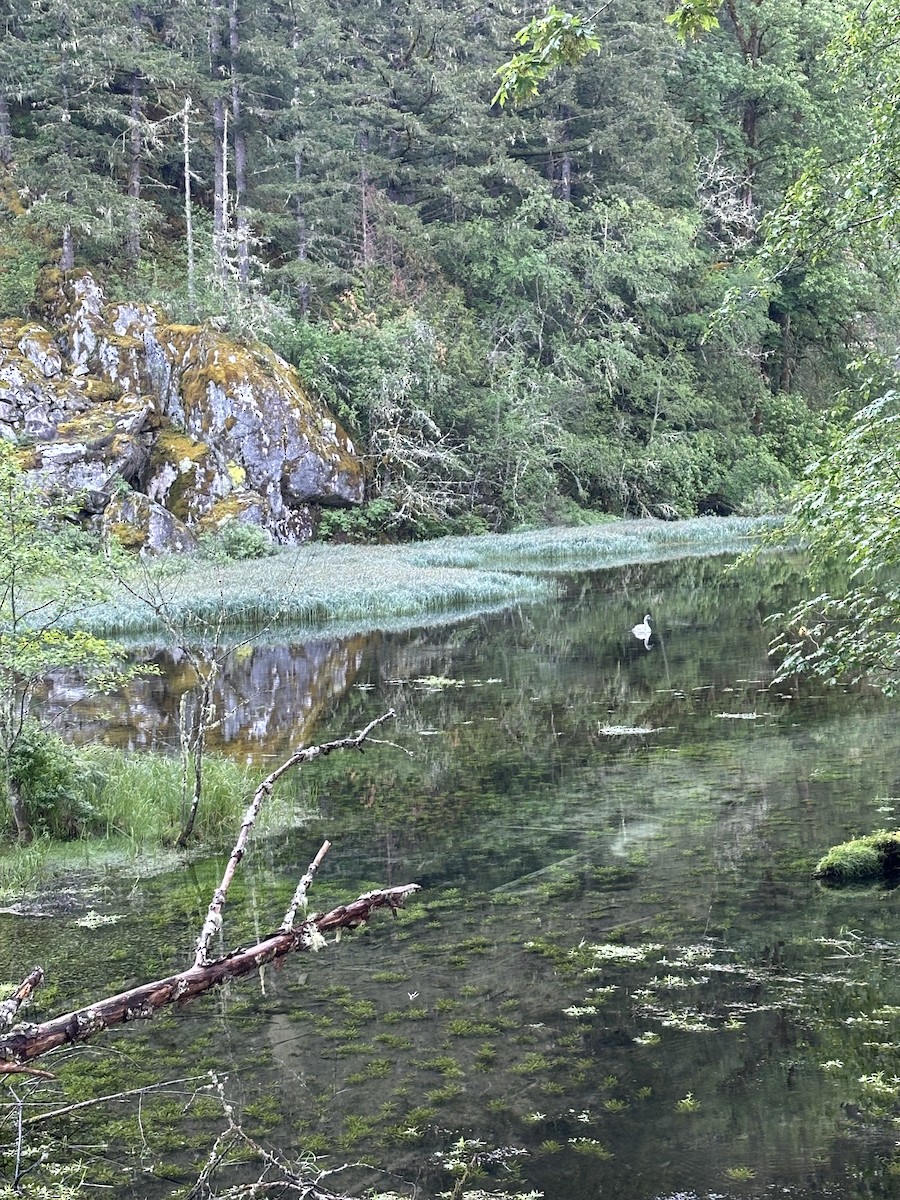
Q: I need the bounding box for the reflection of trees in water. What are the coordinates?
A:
[40,636,368,757]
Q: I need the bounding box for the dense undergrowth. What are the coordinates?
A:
[0,733,305,896]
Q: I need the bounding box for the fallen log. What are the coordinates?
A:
[0,884,418,1070]
[0,710,419,1073]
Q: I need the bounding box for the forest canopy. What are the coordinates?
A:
[0,0,895,533]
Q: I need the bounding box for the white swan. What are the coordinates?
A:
[631,614,652,647]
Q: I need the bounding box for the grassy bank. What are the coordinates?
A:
[77,517,774,637]
[0,747,308,897]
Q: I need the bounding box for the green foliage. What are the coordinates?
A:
[492,6,602,107]
[198,522,276,562]
[0,215,47,318]
[7,720,95,839]
[766,392,900,693]
[666,0,722,40]
[317,499,397,544]
[0,441,139,841]
[814,831,900,885]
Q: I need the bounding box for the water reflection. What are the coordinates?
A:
[41,634,370,756]
[11,551,900,1200]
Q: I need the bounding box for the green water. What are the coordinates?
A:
[5,551,900,1199]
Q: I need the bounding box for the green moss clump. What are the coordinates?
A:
[814,830,900,884]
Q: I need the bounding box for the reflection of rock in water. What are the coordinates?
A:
[40,637,368,758]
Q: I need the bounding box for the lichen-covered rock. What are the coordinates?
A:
[102,491,197,555]
[143,323,364,530]
[1,271,365,550]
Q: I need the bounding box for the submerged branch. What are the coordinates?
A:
[0,884,418,1070]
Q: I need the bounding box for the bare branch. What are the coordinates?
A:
[194,710,395,966]
[0,883,418,1071]
[281,840,331,932]
[0,968,44,1032]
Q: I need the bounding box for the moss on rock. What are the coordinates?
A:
[814,830,900,885]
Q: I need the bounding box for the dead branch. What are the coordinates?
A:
[194,710,396,965]
[0,710,417,1073]
[0,884,418,1071]
[0,968,44,1032]
[187,1072,357,1200]
[281,840,331,932]
[24,1073,211,1126]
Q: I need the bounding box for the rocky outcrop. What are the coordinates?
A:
[0,271,365,551]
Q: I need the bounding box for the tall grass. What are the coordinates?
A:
[406,516,778,572]
[71,517,773,638]
[73,544,555,636]
[0,747,310,897]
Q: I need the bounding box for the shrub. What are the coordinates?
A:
[317,499,396,544]
[198,522,276,561]
[6,722,96,840]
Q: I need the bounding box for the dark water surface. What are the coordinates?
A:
[6,552,900,1199]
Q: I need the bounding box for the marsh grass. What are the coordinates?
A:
[80,746,263,845]
[814,830,900,884]
[405,516,776,573]
[0,747,305,896]
[66,517,773,637]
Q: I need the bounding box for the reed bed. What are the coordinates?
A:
[70,516,773,637]
[405,516,777,572]
[75,545,556,636]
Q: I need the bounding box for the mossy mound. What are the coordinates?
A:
[814,830,900,885]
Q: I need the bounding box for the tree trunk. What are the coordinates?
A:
[60,224,74,271]
[0,94,11,167]
[229,0,250,288]
[359,128,373,269]
[7,778,33,847]
[210,0,227,280]
[294,147,310,314]
[126,70,142,268]
[183,98,196,311]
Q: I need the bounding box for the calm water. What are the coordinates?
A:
[6,551,900,1199]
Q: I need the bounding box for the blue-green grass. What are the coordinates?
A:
[405,516,777,572]
[74,517,774,638]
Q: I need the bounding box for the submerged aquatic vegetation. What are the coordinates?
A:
[814,830,900,883]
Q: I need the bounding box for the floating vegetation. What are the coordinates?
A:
[675,1093,701,1113]
[814,830,900,884]
[724,1165,757,1180]
[575,942,664,965]
[598,724,657,736]
[633,1031,661,1046]
[568,1137,613,1159]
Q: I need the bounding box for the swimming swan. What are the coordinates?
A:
[631,614,652,646]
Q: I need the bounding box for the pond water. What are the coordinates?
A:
[5,551,900,1200]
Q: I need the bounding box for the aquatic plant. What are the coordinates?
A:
[814,830,900,883]
[675,1093,701,1112]
[66,542,554,637]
